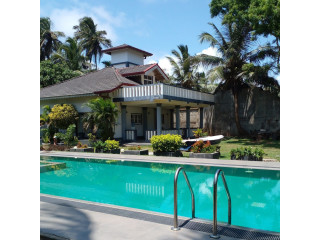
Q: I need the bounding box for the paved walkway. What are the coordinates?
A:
[41,201,240,240]
[40,151,280,170]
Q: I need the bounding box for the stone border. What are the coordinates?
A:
[40,151,280,170]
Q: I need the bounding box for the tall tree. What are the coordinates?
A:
[166,45,198,89]
[40,17,65,61]
[209,0,280,72]
[40,60,81,88]
[73,17,112,70]
[197,22,279,135]
[52,37,89,71]
[83,97,119,141]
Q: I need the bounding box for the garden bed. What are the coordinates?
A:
[189,152,220,159]
[122,149,149,155]
[70,147,94,153]
[153,151,183,157]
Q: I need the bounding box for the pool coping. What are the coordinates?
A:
[41,194,280,240]
[40,151,280,170]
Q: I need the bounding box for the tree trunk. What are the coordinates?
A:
[233,90,247,136]
[95,55,97,70]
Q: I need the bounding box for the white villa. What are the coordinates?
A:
[40,44,215,142]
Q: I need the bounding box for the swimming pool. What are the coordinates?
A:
[40,156,280,232]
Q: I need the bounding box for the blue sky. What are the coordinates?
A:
[40,0,277,79]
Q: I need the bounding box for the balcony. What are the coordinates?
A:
[112,83,214,105]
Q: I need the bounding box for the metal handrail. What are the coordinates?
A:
[210,169,232,239]
[171,167,195,231]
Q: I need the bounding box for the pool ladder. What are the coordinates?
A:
[171,167,232,239]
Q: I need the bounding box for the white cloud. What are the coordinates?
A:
[198,46,221,57]
[49,5,126,42]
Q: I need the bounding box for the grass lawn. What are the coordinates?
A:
[121,137,280,161]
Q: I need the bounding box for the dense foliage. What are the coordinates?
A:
[83,97,119,141]
[209,0,280,71]
[40,60,82,88]
[150,134,184,153]
[192,128,208,138]
[48,104,79,129]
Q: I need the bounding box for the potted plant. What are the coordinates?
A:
[122,145,149,155]
[189,140,220,159]
[104,139,120,154]
[41,128,51,150]
[151,134,184,157]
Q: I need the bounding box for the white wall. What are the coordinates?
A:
[111,49,144,67]
[127,49,144,65]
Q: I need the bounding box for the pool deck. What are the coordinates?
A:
[40,151,280,170]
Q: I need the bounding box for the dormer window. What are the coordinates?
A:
[144,75,153,85]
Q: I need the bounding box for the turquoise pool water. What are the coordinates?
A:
[40,156,280,232]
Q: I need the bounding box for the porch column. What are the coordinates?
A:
[156,103,162,135]
[186,106,191,138]
[175,105,180,135]
[142,107,148,137]
[200,107,204,129]
[170,109,174,129]
[121,105,126,141]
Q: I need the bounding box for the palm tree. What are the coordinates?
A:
[73,17,112,70]
[52,37,89,71]
[82,97,119,141]
[40,17,65,61]
[166,45,199,89]
[198,22,279,135]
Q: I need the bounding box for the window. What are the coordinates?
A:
[144,75,153,85]
[131,113,142,124]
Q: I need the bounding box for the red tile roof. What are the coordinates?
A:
[102,44,153,57]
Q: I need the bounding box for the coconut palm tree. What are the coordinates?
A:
[52,37,89,71]
[82,97,119,141]
[73,17,112,70]
[166,45,199,89]
[40,17,65,61]
[197,22,279,135]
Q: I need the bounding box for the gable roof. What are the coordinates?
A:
[117,63,169,80]
[102,44,153,58]
[40,67,138,99]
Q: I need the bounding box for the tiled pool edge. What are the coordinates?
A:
[41,194,280,240]
[40,151,280,170]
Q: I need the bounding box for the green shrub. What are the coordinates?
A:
[49,104,79,129]
[54,124,78,146]
[104,139,120,151]
[41,128,51,143]
[230,147,265,160]
[92,140,105,152]
[150,134,184,152]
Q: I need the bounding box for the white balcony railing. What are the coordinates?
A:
[113,83,214,103]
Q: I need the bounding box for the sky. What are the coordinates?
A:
[40,0,278,79]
